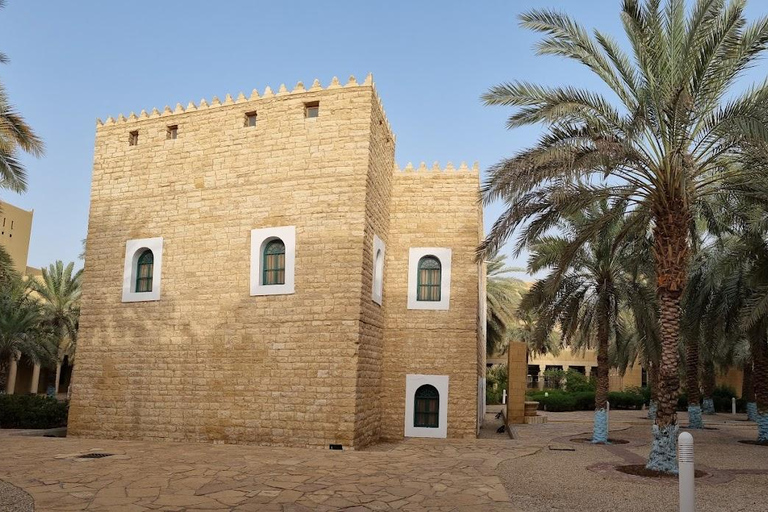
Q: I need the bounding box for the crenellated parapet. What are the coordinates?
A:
[96,73,393,137]
[394,161,479,173]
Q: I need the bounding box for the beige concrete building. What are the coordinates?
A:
[68,75,485,449]
[1,201,72,397]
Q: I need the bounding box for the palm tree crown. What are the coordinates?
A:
[481,0,768,471]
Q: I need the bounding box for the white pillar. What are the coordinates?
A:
[5,356,17,394]
[678,432,695,512]
[54,362,62,395]
[538,365,546,390]
[30,363,41,394]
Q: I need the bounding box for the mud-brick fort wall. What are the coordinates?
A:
[382,163,483,440]
[69,77,394,448]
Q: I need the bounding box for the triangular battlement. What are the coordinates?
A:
[96,74,391,135]
[394,161,479,173]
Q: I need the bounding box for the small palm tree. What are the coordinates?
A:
[520,201,650,443]
[486,252,526,356]
[0,276,56,391]
[480,0,768,471]
[31,261,82,362]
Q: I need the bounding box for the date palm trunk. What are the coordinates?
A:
[743,360,756,421]
[592,304,610,444]
[685,334,703,428]
[646,203,688,473]
[701,360,716,415]
[752,333,768,443]
[647,362,658,419]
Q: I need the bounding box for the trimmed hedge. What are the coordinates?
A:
[527,388,647,412]
[0,394,68,429]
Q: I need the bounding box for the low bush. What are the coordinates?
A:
[607,390,645,410]
[0,394,68,429]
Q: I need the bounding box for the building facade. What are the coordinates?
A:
[0,201,72,397]
[68,75,485,449]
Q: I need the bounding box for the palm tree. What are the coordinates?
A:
[0,2,43,194]
[480,0,768,471]
[520,201,650,443]
[486,252,526,356]
[508,309,561,358]
[31,261,82,363]
[0,275,56,391]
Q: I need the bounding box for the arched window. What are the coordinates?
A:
[135,249,154,293]
[417,256,441,301]
[414,384,440,428]
[263,239,286,285]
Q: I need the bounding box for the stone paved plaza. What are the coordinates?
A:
[1,410,766,511]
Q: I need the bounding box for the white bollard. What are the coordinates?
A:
[502,389,507,405]
[732,397,737,415]
[678,432,695,512]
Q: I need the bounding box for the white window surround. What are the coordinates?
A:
[122,237,163,303]
[405,374,449,439]
[407,247,452,310]
[372,234,385,305]
[250,226,296,296]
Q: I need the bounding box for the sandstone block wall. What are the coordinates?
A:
[70,76,482,448]
[70,79,386,448]
[382,164,482,440]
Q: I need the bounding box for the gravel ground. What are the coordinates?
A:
[496,410,768,512]
[0,480,33,512]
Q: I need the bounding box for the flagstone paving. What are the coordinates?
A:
[2,409,766,511]
[0,430,535,511]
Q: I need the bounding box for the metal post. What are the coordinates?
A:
[678,432,695,512]
[502,389,507,405]
[606,401,610,436]
[732,397,737,415]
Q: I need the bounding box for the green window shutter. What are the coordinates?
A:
[263,239,286,285]
[135,249,154,293]
[414,385,440,428]
[416,256,441,301]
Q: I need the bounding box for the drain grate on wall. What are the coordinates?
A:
[77,453,114,459]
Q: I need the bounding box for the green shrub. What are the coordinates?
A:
[563,370,596,392]
[677,392,688,411]
[486,386,504,405]
[536,392,577,412]
[573,391,596,410]
[0,395,68,429]
[607,390,645,410]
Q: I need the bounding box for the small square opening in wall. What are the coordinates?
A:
[244,111,257,127]
[166,125,178,139]
[328,444,343,450]
[304,101,319,119]
[128,130,139,146]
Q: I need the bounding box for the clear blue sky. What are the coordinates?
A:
[1,1,765,275]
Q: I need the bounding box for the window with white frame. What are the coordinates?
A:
[407,248,452,310]
[405,374,449,438]
[250,226,296,296]
[372,234,385,305]
[122,237,163,302]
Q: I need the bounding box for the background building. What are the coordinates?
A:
[68,76,485,449]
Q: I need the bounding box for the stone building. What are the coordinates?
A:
[68,75,486,449]
[0,200,73,397]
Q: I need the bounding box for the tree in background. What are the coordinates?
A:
[0,275,56,391]
[32,261,82,364]
[520,201,652,443]
[486,251,527,356]
[480,0,768,472]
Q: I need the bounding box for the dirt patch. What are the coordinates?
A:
[570,438,629,445]
[616,464,707,479]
